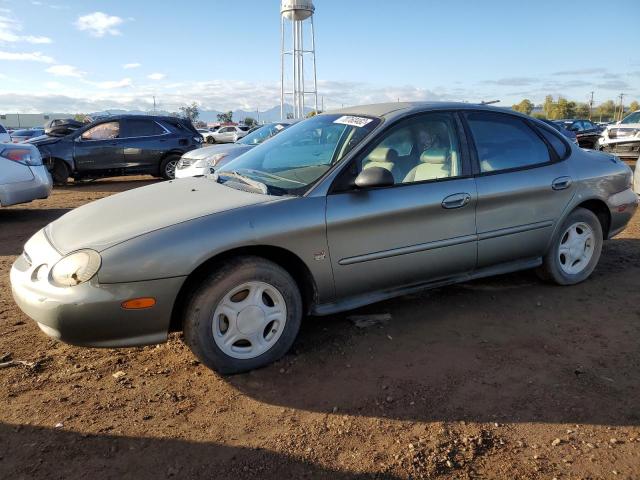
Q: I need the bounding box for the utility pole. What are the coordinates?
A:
[152,95,156,112]
[321,95,324,112]
[618,93,625,121]
[588,91,594,120]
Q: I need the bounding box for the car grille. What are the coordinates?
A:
[608,128,638,139]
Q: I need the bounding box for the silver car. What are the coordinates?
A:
[11,103,638,374]
[1,144,52,207]
[175,122,292,178]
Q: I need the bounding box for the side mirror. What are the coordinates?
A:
[354,166,395,189]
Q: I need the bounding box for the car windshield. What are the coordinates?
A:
[621,112,640,124]
[217,114,380,196]
[237,123,289,146]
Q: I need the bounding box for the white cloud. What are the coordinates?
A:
[0,50,54,63]
[91,78,132,89]
[0,12,52,44]
[75,12,124,37]
[147,72,165,81]
[123,62,141,69]
[46,64,85,77]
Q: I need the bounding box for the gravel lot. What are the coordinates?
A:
[1,176,639,479]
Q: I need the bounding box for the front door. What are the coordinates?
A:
[326,112,478,300]
[463,111,576,268]
[74,120,124,173]
[120,118,168,172]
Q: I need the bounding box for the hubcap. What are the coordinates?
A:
[558,222,595,275]
[165,160,177,178]
[212,281,287,360]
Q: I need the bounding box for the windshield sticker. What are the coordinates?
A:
[334,116,373,128]
[274,124,285,131]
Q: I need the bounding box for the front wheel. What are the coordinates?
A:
[207,137,216,144]
[183,257,302,375]
[536,208,603,285]
[50,159,70,185]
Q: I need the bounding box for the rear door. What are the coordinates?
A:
[326,112,477,299]
[463,111,575,268]
[73,121,125,172]
[120,118,169,171]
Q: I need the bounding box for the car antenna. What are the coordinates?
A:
[479,99,501,105]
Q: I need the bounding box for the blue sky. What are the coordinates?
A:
[0,0,638,113]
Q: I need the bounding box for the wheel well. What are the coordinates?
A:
[576,199,610,239]
[169,246,318,332]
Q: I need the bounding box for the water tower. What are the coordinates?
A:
[280,0,318,119]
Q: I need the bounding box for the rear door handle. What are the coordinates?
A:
[442,193,471,209]
[552,176,572,190]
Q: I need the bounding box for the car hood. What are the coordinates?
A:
[27,135,63,146]
[45,177,275,254]
[182,143,253,160]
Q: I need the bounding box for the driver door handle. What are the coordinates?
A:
[442,193,471,209]
[552,176,572,190]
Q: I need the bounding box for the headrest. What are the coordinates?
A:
[368,147,399,164]
[420,147,449,164]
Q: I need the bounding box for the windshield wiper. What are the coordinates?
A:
[216,170,269,195]
[242,168,306,186]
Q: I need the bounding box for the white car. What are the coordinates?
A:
[598,110,640,161]
[634,161,639,195]
[0,144,52,207]
[197,128,216,144]
[176,122,292,179]
[0,123,10,143]
[210,125,250,144]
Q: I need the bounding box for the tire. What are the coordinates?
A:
[183,256,302,375]
[50,159,70,186]
[159,155,180,180]
[536,208,603,285]
[207,137,216,144]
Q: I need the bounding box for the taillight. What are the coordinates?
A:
[1,148,42,166]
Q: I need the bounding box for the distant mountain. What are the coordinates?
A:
[88,104,314,124]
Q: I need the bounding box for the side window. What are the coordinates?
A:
[465,112,550,173]
[121,119,165,137]
[359,113,462,184]
[0,125,6,134]
[81,121,120,140]
[537,124,569,159]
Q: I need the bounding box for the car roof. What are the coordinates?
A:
[325,101,529,120]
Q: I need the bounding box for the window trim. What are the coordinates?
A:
[461,110,560,178]
[79,119,170,142]
[328,110,474,194]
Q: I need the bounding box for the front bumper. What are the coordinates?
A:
[598,138,640,159]
[0,164,52,207]
[175,163,209,179]
[10,229,185,348]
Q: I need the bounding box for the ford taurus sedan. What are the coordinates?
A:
[11,102,638,374]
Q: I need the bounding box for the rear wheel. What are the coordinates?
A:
[50,159,70,185]
[183,257,302,375]
[159,155,180,180]
[536,208,603,285]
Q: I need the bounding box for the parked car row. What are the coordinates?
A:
[10,102,638,374]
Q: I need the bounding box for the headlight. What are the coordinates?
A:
[194,153,228,169]
[50,249,101,287]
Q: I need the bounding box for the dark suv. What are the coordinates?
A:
[29,115,203,184]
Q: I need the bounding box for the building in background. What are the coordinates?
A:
[0,113,70,129]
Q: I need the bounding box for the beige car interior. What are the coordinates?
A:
[361,118,461,184]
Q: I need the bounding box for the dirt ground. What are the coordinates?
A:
[1,176,639,480]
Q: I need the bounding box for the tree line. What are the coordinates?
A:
[512,97,640,122]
